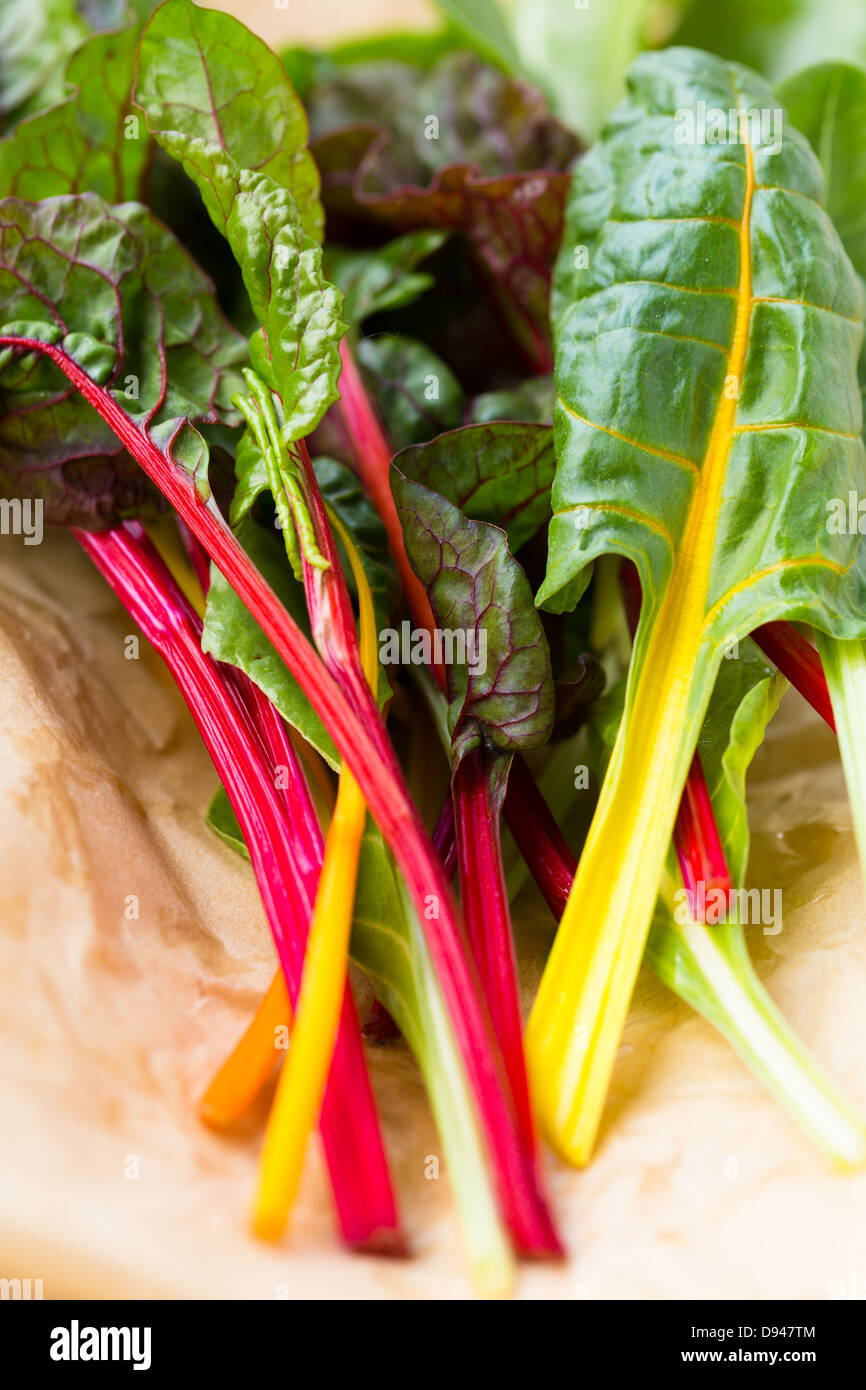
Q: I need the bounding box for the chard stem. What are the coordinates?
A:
[6,336,548,1255]
[815,632,866,879]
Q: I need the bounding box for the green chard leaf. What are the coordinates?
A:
[469,375,555,426]
[392,467,555,766]
[0,22,147,200]
[430,0,522,73]
[136,2,346,448]
[136,0,323,241]
[670,0,866,86]
[0,193,245,524]
[528,46,866,1167]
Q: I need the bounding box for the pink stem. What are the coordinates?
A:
[452,750,549,1188]
[75,520,401,1251]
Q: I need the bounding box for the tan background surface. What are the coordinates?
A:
[3,1,866,1302]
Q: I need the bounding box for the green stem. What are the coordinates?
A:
[647,909,866,1169]
[815,632,866,881]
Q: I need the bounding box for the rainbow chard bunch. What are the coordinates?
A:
[4,0,866,1298]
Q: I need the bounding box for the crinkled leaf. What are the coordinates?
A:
[357,334,464,450]
[136,0,323,241]
[0,23,147,200]
[469,374,554,426]
[325,229,447,327]
[0,193,246,525]
[393,467,555,765]
[395,421,554,551]
[308,52,579,364]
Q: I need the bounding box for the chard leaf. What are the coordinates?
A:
[529,47,866,1166]
[357,335,464,449]
[0,23,147,200]
[0,0,88,122]
[778,63,866,280]
[307,52,580,366]
[0,193,245,525]
[671,0,866,86]
[393,468,555,765]
[395,421,554,551]
[430,0,521,73]
[513,0,653,139]
[325,229,448,327]
[135,0,323,241]
[469,375,554,426]
[137,7,345,448]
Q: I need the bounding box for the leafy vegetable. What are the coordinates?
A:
[307,51,580,367]
[0,192,245,525]
[136,0,324,240]
[530,46,866,1166]
[357,335,464,449]
[0,22,146,200]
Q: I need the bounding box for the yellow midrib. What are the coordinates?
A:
[528,116,756,1161]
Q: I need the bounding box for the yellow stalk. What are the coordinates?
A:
[199,971,290,1129]
[527,115,756,1165]
[252,517,378,1241]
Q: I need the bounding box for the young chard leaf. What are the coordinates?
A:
[135,0,323,240]
[0,193,245,524]
[0,22,147,200]
[395,421,555,552]
[531,47,866,1166]
[325,229,448,327]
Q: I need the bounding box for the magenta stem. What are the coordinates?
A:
[75,520,401,1251]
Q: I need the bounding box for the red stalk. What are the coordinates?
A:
[620,560,731,907]
[74,520,401,1251]
[8,337,553,1256]
[452,748,541,1168]
[752,621,836,730]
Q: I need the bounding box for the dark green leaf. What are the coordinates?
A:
[393,467,555,764]
[395,421,554,551]
[0,193,246,525]
[469,375,554,426]
[326,229,448,327]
